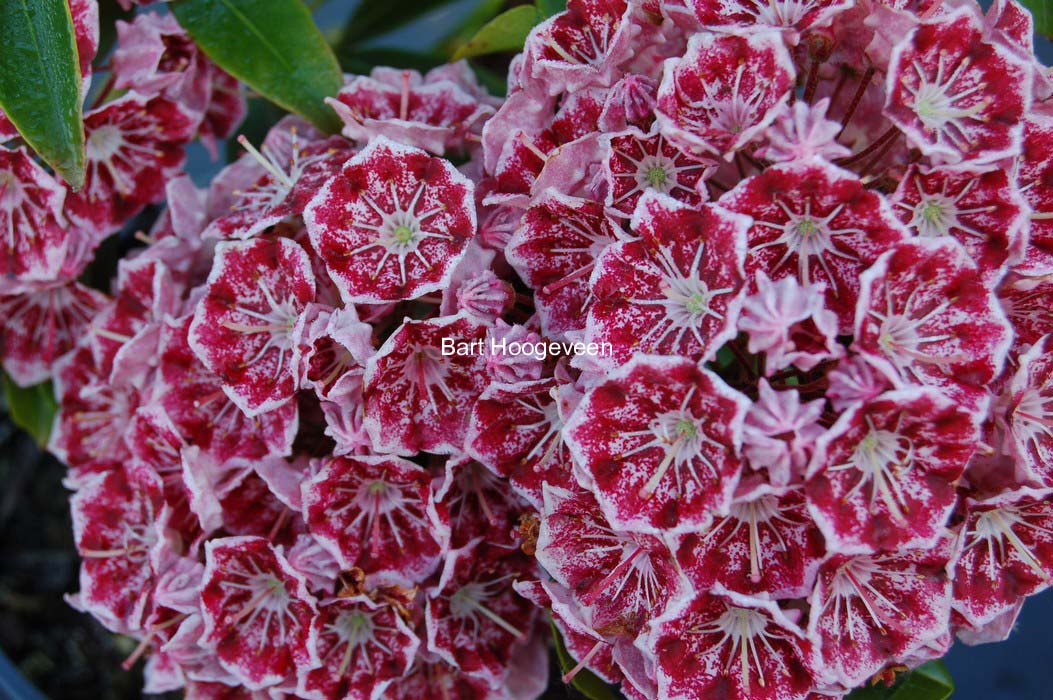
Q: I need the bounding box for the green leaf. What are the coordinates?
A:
[712,345,737,370]
[339,0,454,47]
[536,0,567,18]
[0,0,86,188]
[889,661,954,700]
[439,0,506,56]
[1,373,58,447]
[468,62,507,99]
[170,0,342,133]
[452,5,542,61]
[550,617,618,700]
[1020,0,1053,37]
[846,662,954,700]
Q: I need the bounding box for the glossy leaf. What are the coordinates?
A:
[846,662,954,700]
[711,344,738,371]
[0,0,86,188]
[2,374,58,447]
[1020,0,1053,36]
[470,62,507,98]
[536,0,567,18]
[550,618,617,700]
[439,0,505,56]
[170,0,342,133]
[339,0,452,46]
[452,5,542,61]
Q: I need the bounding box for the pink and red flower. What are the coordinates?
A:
[564,355,749,533]
[189,237,316,416]
[305,137,476,303]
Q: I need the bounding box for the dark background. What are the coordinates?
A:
[2,1,1053,699]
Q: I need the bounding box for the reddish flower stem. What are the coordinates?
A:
[835,126,899,168]
[734,153,748,180]
[707,177,732,193]
[837,67,875,137]
[91,73,117,110]
[803,59,822,103]
[859,130,902,177]
[580,547,645,606]
[740,150,769,173]
[829,69,850,112]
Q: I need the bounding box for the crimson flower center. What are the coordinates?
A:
[627,385,722,500]
[721,495,793,583]
[822,558,902,639]
[630,243,733,353]
[236,132,316,207]
[916,198,951,236]
[831,418,915,521]
[81,521,156,562]
[350,182,450,284]
[86,123,143,196]
[755,0,813,25]
[754,200,860,287]
[88,124,124,161]
[1011,388,1053,451]
[354,479,403,515]
[690,606,779,690]
[220,279,301,379]
[219,570,299,647]
[402,343,453,411]
[904,55,990,150]
[878,313,921,357]
[966,505,1053,580]
[448,579,523,639]
[327,610,383,675]
[646,164,668,189]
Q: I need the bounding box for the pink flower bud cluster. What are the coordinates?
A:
[5,4,545,699]
[472,1,1053,699]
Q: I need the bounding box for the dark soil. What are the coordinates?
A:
[0,424,145,699]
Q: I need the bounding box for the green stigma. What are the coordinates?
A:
[685,293,708,316]
[675,417,698,439]
[392,224,415,244]
[795,218,818,236]
[921,200,944,224]
[646,165,668,189]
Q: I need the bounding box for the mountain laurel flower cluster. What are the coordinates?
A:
[3,0,1053,699]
